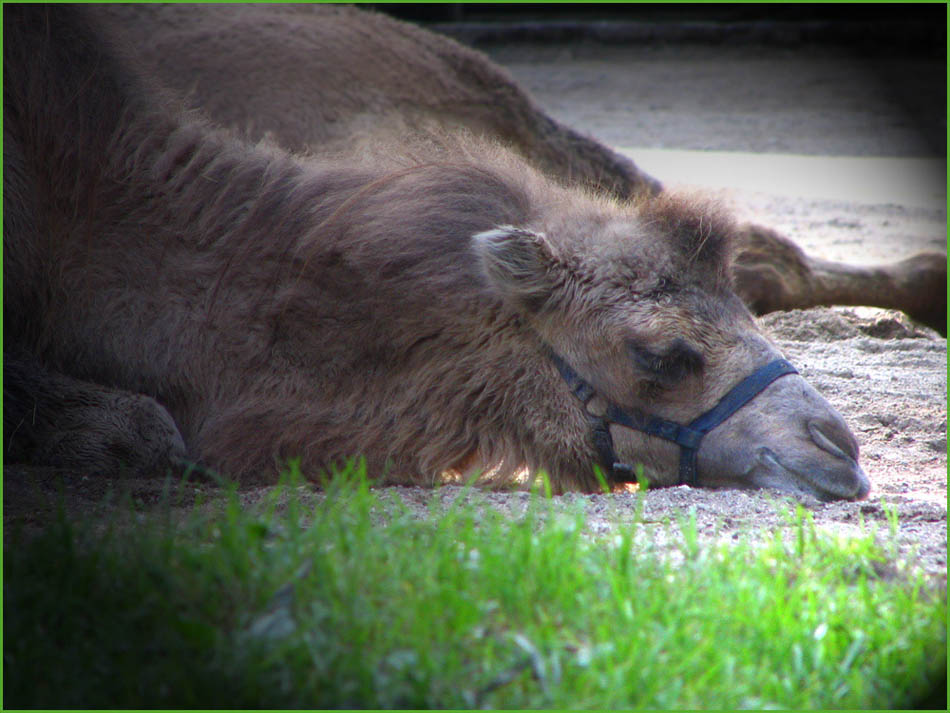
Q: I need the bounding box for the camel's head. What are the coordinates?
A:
[474,192,869,500]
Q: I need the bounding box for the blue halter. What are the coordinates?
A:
[545,350,798,486]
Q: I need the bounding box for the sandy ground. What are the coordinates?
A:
[5,42,946,582]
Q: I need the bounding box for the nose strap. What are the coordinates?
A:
[670,358,798,485]
[687,358,799,435]
[545,347,798,487]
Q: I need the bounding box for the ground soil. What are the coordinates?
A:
[5,42,946,583]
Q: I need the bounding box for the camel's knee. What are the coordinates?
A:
[4,353,187,476]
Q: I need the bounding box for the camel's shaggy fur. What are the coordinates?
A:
[90,3,946,332]
[4,6,868,501]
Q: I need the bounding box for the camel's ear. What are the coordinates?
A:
[472,225,558,313]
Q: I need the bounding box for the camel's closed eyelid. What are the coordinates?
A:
[625,337,705,384]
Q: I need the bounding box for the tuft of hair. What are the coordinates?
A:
[637,191,736,288]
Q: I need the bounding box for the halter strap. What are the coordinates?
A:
[545,348,798,486]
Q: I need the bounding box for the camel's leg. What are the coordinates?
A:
[4,350,188,476]
[732,223,947,334]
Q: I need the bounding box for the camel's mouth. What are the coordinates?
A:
[750,441,870,502]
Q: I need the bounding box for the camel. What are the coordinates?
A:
[4,4,870,500]
[90,3,947,334]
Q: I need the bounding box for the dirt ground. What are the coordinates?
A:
[5,42,946,582]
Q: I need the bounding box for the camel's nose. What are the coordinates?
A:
[808,419,870,500]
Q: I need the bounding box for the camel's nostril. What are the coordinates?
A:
[809,421,870,500]
[808,421,856,461]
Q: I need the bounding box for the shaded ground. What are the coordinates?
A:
[488,43,945,158]
[4,42,946,582]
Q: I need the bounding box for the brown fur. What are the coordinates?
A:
[4,6,869,501]
[89,3,661,201]
[89,3,946,334]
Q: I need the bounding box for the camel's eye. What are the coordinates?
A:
[626,337,704,386]
[641,275,677,303]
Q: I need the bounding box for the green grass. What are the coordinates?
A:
[4,464,946,708]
